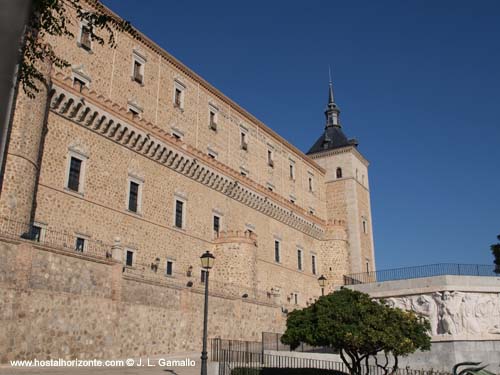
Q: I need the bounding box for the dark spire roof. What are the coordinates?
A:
[307,78,358,155]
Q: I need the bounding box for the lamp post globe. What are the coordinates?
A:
[200,250,215,269]
[318,275,327,296]
[200,250,215,375]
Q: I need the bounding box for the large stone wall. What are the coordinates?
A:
[0,238,284,363]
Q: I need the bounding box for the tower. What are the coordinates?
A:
[308,79,375,275]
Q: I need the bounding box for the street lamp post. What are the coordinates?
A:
[200,250,215,375]
[317,275,327,296]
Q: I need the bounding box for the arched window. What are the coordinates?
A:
[336,167,342,179]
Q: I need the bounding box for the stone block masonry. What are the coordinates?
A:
[0,238,284,363]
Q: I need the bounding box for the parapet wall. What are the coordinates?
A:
[0,237,285,363]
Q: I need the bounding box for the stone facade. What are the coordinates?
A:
[0,238,283,362]
[0,0,376,361]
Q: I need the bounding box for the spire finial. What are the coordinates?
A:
[328,66,335,105]
[325,66,340,128]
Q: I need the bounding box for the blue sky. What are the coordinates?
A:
[103,0,500,270]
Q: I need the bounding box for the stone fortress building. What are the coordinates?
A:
[0,0,375,361]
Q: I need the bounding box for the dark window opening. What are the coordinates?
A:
[267,150,273,167]
[336,167,343,179]
[274,241,280,263]
[201,269,207,283]
[308,177,313,192]
[213,215,220,235]
[294,293,298,305]
[125,250,134,267]
[209,111,217,130]
[174,88,182,107]
[312,255,317,275]
[175,200,184,228]
[297,250,303,270]
[75,237,85,252]
[80,26,91,50]
[166,261,173,276]
[133,60,143,83]
[290,165,294,179]
[68,157,82,192]
[241,133,247,150]
[31,225,41,242]
[128,181,139,212]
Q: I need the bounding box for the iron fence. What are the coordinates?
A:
[214,348,451,375]
[0,216,111,259]
[262,332,336,353]
[343,263,499,285]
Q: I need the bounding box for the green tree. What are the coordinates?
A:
[281,288,431,375]
[20,0,139,98]
[491,234,500,274]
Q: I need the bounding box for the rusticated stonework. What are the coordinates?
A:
[0,0,376,362]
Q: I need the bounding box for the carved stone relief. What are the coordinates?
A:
[386,292,500,337]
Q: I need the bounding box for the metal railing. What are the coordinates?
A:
[343,263,499,285]
[0,216,111,259]
[214,348,451,375]
[262,332,336,354]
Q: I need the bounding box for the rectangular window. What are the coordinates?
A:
[31,225,42,242]
[75,237,85,252]
[297,249,303,270]
[128,181,139,212]
[175,200,184,228]
[174,88,182,107]
[274,240,280,263]
[241,132,248,150]
[67,157,82,192]
[209,110,217,130]
[213,215,220,235]
[308,177,313,192]
[363,220,368,234]
[267,150,274,167]
[294,293,298,305]
[201,269,207,283]
[289,164,295,180]
[312,255,317,275]
[80,25,91,50]
[133,60,143,84]
[125,250,134,267]
[166,260,173,276]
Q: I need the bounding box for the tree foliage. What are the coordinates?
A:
[491,234,500,274]
[281,288,431,375]
[20,0,139,98]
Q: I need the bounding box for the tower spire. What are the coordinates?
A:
[325,69,340,129]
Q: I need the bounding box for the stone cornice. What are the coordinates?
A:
[309,145,370,167]
[73,0,325,175]
[49,77,327,238]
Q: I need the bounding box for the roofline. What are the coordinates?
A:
[308,145,370,167]
[82,0,325,175]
